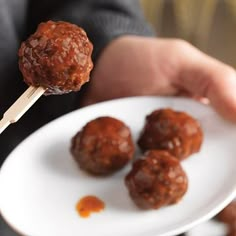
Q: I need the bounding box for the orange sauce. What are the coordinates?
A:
[76,195,105,218]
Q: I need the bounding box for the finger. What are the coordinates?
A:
[176,45,236,122]
[175,90,210,105]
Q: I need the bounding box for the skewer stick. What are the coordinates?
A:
[0,86,45,134]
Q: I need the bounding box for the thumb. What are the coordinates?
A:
[176,46,236,122]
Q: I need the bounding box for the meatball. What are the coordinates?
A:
[227,224,236,236]
[18,20,93,95]
[71,116,135,175]
[138,108,203,160]
[216,201,236,225]
[125,150,188,210]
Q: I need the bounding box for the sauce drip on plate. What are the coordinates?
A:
[76,195,105,218]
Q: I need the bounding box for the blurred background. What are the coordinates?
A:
[141,0,236,69]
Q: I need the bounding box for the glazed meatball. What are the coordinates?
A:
[227,224,236,236]
[125,150,188,210]
[138,108,203,160]
[71,116,135,175]
[18,21,93,95]
[217,201,236,225]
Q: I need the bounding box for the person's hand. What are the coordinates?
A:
[81,36,236,122]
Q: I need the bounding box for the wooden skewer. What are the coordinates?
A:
[0,86,45,134]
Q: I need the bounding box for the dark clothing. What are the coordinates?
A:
[0,0,154,164]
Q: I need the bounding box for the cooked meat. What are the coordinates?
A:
[19,20,93,95]
[125,150,188,209]
[138,108,203,160]
[71,116,135,175]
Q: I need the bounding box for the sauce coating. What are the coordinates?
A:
[71,116,135,175]
[138,108,203,160]
[19,20,93,95]
[76,195,105,218]
[125,150,188,210]
[227,224,236,236]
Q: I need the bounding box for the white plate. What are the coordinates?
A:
[186,219,228,236]
[0,96,236,236]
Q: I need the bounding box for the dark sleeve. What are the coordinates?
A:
[50,0,155,62]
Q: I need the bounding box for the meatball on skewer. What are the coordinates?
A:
[0,20,93,134]
[19,21,93,95]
